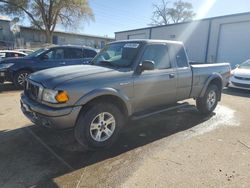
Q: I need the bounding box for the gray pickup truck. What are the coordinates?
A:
[21,40,230,150]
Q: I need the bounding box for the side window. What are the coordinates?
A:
[43,48,64,60]
[175,46,188,68]
[5,52,13,58]
[18,53,26,57]
[54,49,64,59]
[64,48,83,59]
[84,49,97,58]
[141,44,171,69]
[43,50,54,60]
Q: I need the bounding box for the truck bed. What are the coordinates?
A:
[190,63,231,98]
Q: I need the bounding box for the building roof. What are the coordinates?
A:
[20,26,114,40]
[115,12,250,34]
[0,18,114,40]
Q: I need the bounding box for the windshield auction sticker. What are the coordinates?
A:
[124,43,140,48]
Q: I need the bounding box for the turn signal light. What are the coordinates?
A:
[55,91,69,103]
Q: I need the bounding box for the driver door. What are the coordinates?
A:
[36,48,66,71]
[133,44,177,112]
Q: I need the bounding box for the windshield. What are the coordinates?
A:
[239,59,250,69]
[91,42,141,68]
[26,48,48,58]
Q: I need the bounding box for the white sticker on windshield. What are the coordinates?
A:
[124,43,139,48]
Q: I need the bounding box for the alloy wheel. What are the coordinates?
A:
[89,112,116,142]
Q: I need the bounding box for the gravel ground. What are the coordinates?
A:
[0,83,250,188]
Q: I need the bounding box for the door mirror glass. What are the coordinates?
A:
[140,60,155,71]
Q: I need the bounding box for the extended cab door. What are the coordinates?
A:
[170,44,192,100]
[133,44,177,112]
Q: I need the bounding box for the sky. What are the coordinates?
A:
[81,0,250,38]
[2,0,250,38]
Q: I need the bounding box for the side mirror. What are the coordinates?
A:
[139,60,155,72]
[41,54,49,60]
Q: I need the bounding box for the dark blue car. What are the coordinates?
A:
[0,45,97,88]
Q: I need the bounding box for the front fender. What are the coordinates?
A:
[199,73,223,98]
[75,88,133,116]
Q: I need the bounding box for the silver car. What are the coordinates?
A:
[229,59,250,90]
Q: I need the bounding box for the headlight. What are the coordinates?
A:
[42,89,69,103]
[230,70,234,77]
[0,63,14,69]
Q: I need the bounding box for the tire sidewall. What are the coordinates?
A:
[75,103,124,150]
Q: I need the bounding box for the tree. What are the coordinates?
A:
[0,0,94,43]
[150,0,196,26]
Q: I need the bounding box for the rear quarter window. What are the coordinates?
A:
[174,45,189,68]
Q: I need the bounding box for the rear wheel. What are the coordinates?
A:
[14,70,30,89]
[196,84,219,115]
[74,102,124,150]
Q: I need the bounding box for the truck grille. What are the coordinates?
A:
[25,81,41,101]
[231,82,250,88]
[234,76,250,81]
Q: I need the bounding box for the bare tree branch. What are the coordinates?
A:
[0,0,94,43]
[0,0,43,30]
[150,0,196,26]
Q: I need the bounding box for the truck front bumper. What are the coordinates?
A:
[20,93,82,129]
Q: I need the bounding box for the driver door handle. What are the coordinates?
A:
[59,62,66,65]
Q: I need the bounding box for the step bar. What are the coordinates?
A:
[131,102,189,121]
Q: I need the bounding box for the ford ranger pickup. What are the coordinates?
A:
[20,40,231,150]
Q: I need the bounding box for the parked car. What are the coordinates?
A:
[228,59,250,90]
[0,45,97,88]
[16,49,34,55]
[21,39,230,150]
[0,50,27,59]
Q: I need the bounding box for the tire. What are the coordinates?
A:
[14,70,31,89]
[74,102,124,150]
[196,84,219,115]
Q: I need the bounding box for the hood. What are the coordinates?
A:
[29,65,116,88]
[233,68,250,78]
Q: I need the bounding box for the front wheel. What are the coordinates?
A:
[14,70,30,89]
[74,102,124,150]
[196,84,219,115]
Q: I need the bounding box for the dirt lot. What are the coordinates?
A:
[0,83,250,188]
